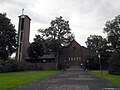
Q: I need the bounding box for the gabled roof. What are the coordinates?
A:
[67,39,82,48]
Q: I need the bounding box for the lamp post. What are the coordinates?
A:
[87,60,89,70]
[96,51,102,76]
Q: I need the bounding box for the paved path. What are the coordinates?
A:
[12,66,120,90]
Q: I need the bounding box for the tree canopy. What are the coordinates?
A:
[34,16,74,54]
[104,15,120,51]
[0,13,17,60]
[86,35,107,52]
[104,15,120,74]
[86,15,120,74]
[27,42,44,59]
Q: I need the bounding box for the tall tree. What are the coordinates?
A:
[104,15,120,74]
[37,16,74,46]
[86,35,108,69]
[34,16,74,53]
[104,15,120,51]
[34,16,74,61]
[0,13,17,60]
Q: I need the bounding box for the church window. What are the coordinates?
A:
[21,18,24,30]
[79,57,81,60]
[77,57,79,60]
[71,57,73,61]
[43,60,46,63]
[19,54,21,61]
[20,32,23,42]
[19,43,22,52]
[69,57,70,61]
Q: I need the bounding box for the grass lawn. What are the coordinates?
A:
[0,70,60,90]
[89,70,120,86]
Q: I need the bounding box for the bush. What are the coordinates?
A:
[0,59,28,73]
[109,50,120,75]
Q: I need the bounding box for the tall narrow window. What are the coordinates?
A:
[69,57,70,61]
[19,43,22,53]
[77,57,79,60]
[21,18,24,30]
[71,57,73,61]
[79,57,81,60]
[20,32,23,42]
[19,54,21,61]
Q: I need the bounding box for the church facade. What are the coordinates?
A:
[59,40,93,69]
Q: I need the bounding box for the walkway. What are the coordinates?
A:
[12,66,120,90]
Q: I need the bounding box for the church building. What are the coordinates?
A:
[59,40,93,69]
[16,14,93,70]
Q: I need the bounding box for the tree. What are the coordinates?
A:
[109,49,120,75]
[104,15,120,74]
[27,42,44,70]
[34,16,74,64]
[0,13,17,61]
[104,15,120,51]
[86,35,108,69]
[86,35,107,52]
[27,42,44,59]
[37,16,74,46]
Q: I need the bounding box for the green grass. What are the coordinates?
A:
[89,70,120,86]
[0,70,60,90]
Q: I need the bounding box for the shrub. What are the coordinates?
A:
[0,59,28,73]
[109,50,120,75]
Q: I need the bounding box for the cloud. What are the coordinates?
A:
[0,0,120,46]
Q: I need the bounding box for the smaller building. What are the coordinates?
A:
[25,54,56,70]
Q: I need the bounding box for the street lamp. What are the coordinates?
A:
[96,51,102,76]
[87,60,89,70]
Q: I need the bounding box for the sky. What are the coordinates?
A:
[0,0,120,46]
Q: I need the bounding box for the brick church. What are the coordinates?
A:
[16,14,93,70]
[59,40,93,69]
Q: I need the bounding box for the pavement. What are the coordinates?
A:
[12,66,120,90]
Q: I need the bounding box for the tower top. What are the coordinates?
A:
[19,9,31,20]
[22,8,24,15]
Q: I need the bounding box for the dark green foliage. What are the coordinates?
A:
[34,16,74,54]
[37,16,74,46]
[104,15,120,51]
[34,16,74,64]
[85,56,100,70]
[0,59,28,73]
[86,35,107,52]
[104,15,120,74]
[0,13,18,72]
[0,13,17,60]
[86,35,109,69]
[27,42,44,59]
[109,50,120,75]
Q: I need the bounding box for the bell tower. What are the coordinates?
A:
[16,10,31,61]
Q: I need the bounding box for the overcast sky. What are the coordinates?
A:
[0,0,120,46]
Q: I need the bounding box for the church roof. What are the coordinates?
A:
[67,39,81,48]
